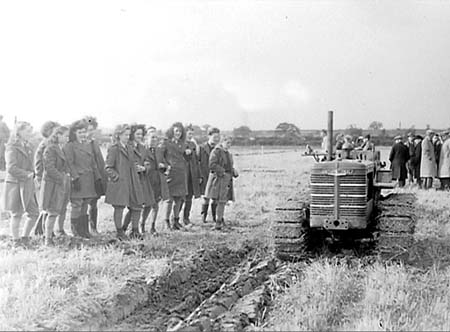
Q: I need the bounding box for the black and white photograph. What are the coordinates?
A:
[1,1,450,331]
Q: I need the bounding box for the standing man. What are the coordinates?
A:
[83,116,107,235]
[389,135,410,188]
[410,135,423,188]
[420,129,437,190]
[406,132,416,185]
[438,130,450,190]
[198,127,220,223]
[0,115,10,171]
[180,125,201,225]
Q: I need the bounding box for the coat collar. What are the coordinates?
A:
[12,141,31,157]
[72,141,93,156]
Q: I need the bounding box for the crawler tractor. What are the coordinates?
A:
[273,111,396,260]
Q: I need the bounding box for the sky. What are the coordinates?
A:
[1,0,450,131]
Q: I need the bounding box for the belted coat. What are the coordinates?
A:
[420,136,437,178]
[205,145,238,203]
[145,146,169,202]
[389,142,410,180]
[105,142,144,208]
[156,138,188,198]
[63,141,98,199]
[438,138,450,178]
[39,143,71,213]
[1,141,38,214]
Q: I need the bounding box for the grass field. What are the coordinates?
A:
[1,146,450,331]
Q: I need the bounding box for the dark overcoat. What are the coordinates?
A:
[105,143,144,208]
[1,141,38,214]
[156,138,188,198]
[39,143,71,213]
[130,142,156,207]
[410,141,422,179]
[205,146,237,203]
[89,139,107,196]
[198,142,214,194]
[389,142,410,180]
[63,141,97,199]
[185,141,201,198]
[145,146,169,202]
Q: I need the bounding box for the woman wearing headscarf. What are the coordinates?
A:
[1,121,39,246]
[39,126,71,245]
[205,135,239,230]
[156,122,189,230]
[105,124,144,240]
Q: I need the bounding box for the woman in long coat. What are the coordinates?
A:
[438,131,450,190]
[121,124,155,238]
[179,125,202,225]
[143,128,169,234]
[39,126,71,245]
[105,124,144,240]
[420,130,437,189]
[389,135,410,187]
[63,120,98,238]
[1,121,39,245]
[33,121,60,235]
[156,122,189,230]
[205,135,239,230]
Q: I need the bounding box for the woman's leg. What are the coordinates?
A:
[45,213,58,245]
[22,198,39,238]
[10,212,22,240]
[201,197,210,223]
[113,205,127,240]
[122,208,132,232]
[70,198,83,237]
[215,202,226,230]
[129,207,143,239]
[172,197,184,230]
[140,206,152,233]
[149,202,159,234]
[164,199,173,230]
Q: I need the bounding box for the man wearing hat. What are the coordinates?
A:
[437,130,450,190]
[420,129,437,189]
[410,135,423,188]
[389,135,410,187]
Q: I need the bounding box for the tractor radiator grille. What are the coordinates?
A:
[310,173,367,217]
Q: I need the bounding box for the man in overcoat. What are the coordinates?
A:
[420,129,437,189]
[389,135,410,187]
[438,130,450,190]
[410,135,423,188]
[198,127,220,223]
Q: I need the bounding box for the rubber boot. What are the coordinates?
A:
[215,218,223,230]
[211,203,217,223]
[183,199,192,225]
[140,207,151,234]
[116,228,128,241]
[45,215,56,246]
[79,215,91,239]
[201,204,208,223]
[172,217,183,231]
[89,207,99,235]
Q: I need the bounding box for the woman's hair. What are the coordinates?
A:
[166,122,186,141]
[83,116,98,129]
[221,135,233,143]
[185,124,194,132]
[112,124,131,143]
[129,124,147,141]
[40,121,60,138]
[68,120,87,143]
[8,121,32,144]
[207,127,220,136]
[48,126,69,144]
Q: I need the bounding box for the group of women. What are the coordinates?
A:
[1,119,239,246]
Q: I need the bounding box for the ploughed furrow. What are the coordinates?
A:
[272,201,310,261]
[112,243,257,332]
[374,193,417,262]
